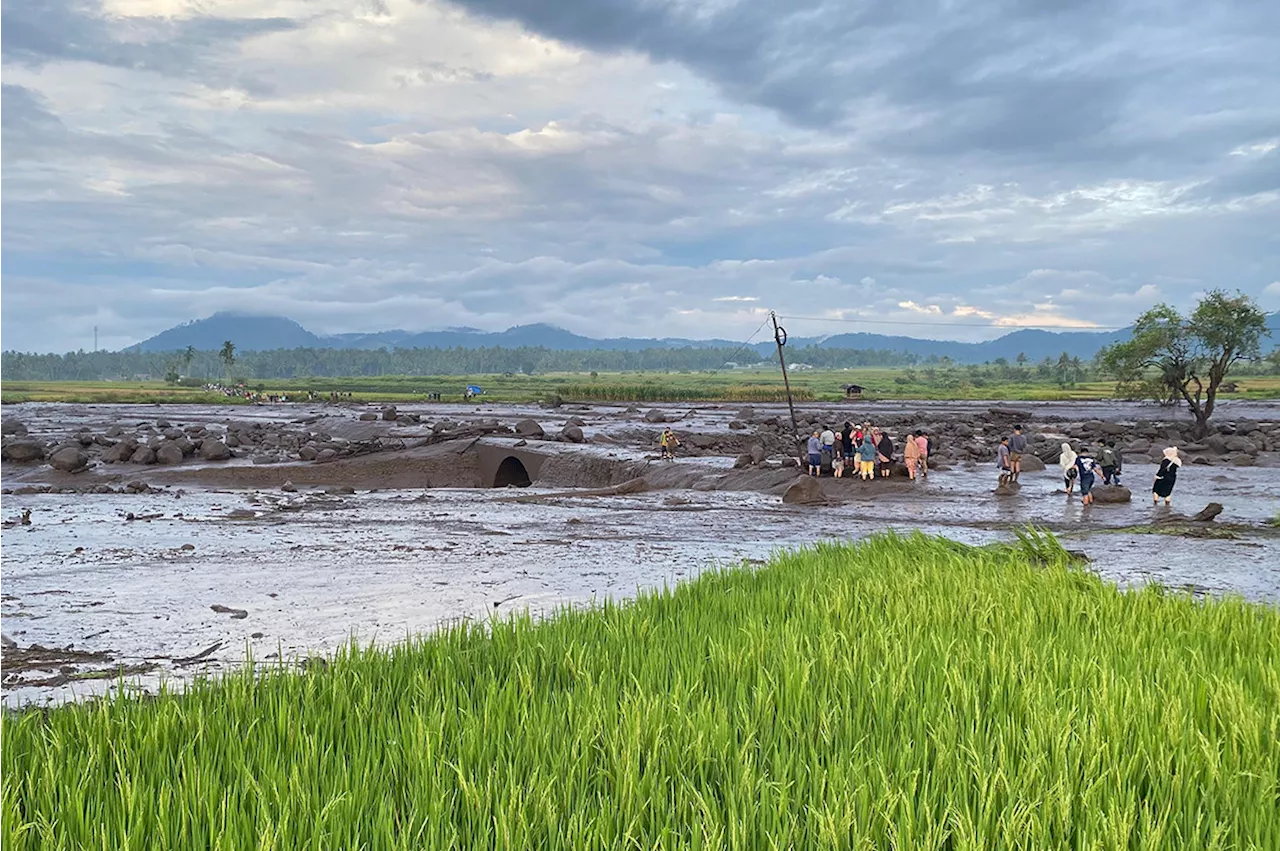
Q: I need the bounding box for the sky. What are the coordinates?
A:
[2,0,1278,353]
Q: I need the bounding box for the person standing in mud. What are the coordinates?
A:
[857,433,877,481]
[1008,425,1028,481]
[820,425,837,471]
[997,437,1012,482]
[1059,442,1078,497]
[807,431,822,477]
[1075,446,1100,506]
[659,428,679,461]
[1152,447,1181,506]
[875,429,894,478]
[1099,441,1118,485]
[841,422,854,462]
[914,432,930,478]
[903,431,921,481]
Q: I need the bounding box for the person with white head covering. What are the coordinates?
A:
[1058,442,1079,497]
[1153,447,1182,506]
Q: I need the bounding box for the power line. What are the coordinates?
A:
[779,314,1125,331]
[698,313,774,378]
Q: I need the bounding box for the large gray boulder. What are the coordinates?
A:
[1,419,28,437]
[3,440,46,462]
[560,425,585,443]
[381,406,398,421]
[782,476,827,505]
[1019,455,1046,472]
[515,419,545,438]
[199,439,232,461]
[1091,485,1131,504]
[156,441,185,465]
[101,438,139,463]
[129,446,157,465]
[48,446,89,473]
[643,409,667,424]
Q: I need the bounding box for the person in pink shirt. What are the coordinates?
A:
[914,433,929,478]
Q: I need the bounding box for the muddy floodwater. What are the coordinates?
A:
[3,400,1278,706]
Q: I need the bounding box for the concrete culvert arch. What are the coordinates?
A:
[493,456,532,488]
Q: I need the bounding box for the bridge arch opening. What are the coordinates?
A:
[493,456,532,488]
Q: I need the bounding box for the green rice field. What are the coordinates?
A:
[5,371,1278,404]
[4,532,1277,849]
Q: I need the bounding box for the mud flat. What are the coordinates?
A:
[3,399,1278,705]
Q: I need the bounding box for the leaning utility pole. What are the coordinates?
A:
[770,311,799,440]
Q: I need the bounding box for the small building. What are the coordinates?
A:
[844,384,865,399]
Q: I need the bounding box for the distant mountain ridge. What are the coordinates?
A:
[128,311,1279,364]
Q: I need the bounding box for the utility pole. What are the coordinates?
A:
[93,325,98,352]
[770,311,800,442]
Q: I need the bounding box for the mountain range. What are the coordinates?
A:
[128,311,1278,365]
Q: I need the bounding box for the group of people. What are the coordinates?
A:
[1056,440,1182,506]
[202,383,290,403]
[805,422,932,481]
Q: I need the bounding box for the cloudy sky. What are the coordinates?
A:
[3,0,1278,352]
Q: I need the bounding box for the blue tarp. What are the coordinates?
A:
[466,385,483,395]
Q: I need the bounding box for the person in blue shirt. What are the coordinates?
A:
[807,431,822,477]
[857,434,877,480]
[1075,447,1100,506]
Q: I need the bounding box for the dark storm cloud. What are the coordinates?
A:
[1,0,297,76]
[444,0,1278,168]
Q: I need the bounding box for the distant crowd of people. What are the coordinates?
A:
[202,383,290,402]
[805,422,933,481]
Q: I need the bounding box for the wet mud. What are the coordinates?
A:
[3,399,1278,706]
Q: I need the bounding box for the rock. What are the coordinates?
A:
[155,419,171,429]
[643,409,667,424]
[750,443,767,465]
[1091,485,1131,504]
[1018,454,1046,472]
[199,440,232,461]
[1224,436,1257,454]
[163,428,184,441]
[734,453,754,469]
[735,406,755,421]
[396,415,416,426]
[993,479,1021,496]
[1204,434,1229,455]
[210,604,248,620]
[3,440,46,462]
[327,486,356,495]
[566,416,586,427]
[728,420,748,430]
[48,446,89,473]
[1,419,28,436]
[561,425,585,443]
[298,445,319,461]
[251,455,275,465]
[129,446,157,465]
[1190,503,1224,522]
[174,437,196,456]
[155,442,185,465]
[1126,439,1151,453]
[358,412,378,421]
[125,480,149,493]
[782,476,827,505]
[382,406,398,421]
[1229,454,1255,467]
[225,433,241,448]
[317,448,338,462]
[515,419,545,437]
[101,438,139,463]
[281,480,298,492]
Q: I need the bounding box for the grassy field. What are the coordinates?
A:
[5,370,1279,405]
[4,532,1277,849]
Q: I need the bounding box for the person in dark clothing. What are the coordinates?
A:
[876,430,895,478]
[1099,441,1118,485]
[1152,447,1181,506]
[1009,426,1029,480]
[841,422,854,460]
[1075,447,1100,506]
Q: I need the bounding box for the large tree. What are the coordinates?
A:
[1100,290,1268,438]
[219,340,236,379]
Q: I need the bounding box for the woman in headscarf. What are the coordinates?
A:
[1058,442,1078,497]
[876,429,895,478]
[857,433,877,480]
[903,431,921,480]
[1153,447,1181,506]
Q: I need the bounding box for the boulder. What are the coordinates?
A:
[381,406,398,421]
[199,440,232,461]
[515,419,545,438]
[396,415,416,426]
[643,409,667,424]
[1224,436,1257,454]
[281,480,298,493]
[1191,502,1224,522]
[225,434,241,448]
[155,419,171,429]
[561,425,585,443]
[101,438,139,463]
[174,437,196,456]
[1,419,28,436]
[734,453,754,469]
[298,445,319,461]
[782,476,827,505]
[1229,454,1255,467]
[48,446,89,473]
[358,412,378,421]
[1204,434,1229,455]
[1018,455,1046,472]
[728,420,748,430]
[1099,422,1127,436]
[3,440,46,462]
[750,443,767,465]
[1091,485,1131,504]
[993,479,1022,497]
[129,446,157,465]
[735,406,756,421]
[155,441,185,465]
[566,416,586,427]
[317,448,338,462]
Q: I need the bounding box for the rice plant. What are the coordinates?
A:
[3,532,1278,849]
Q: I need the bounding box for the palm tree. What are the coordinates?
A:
[219,341,236,379]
